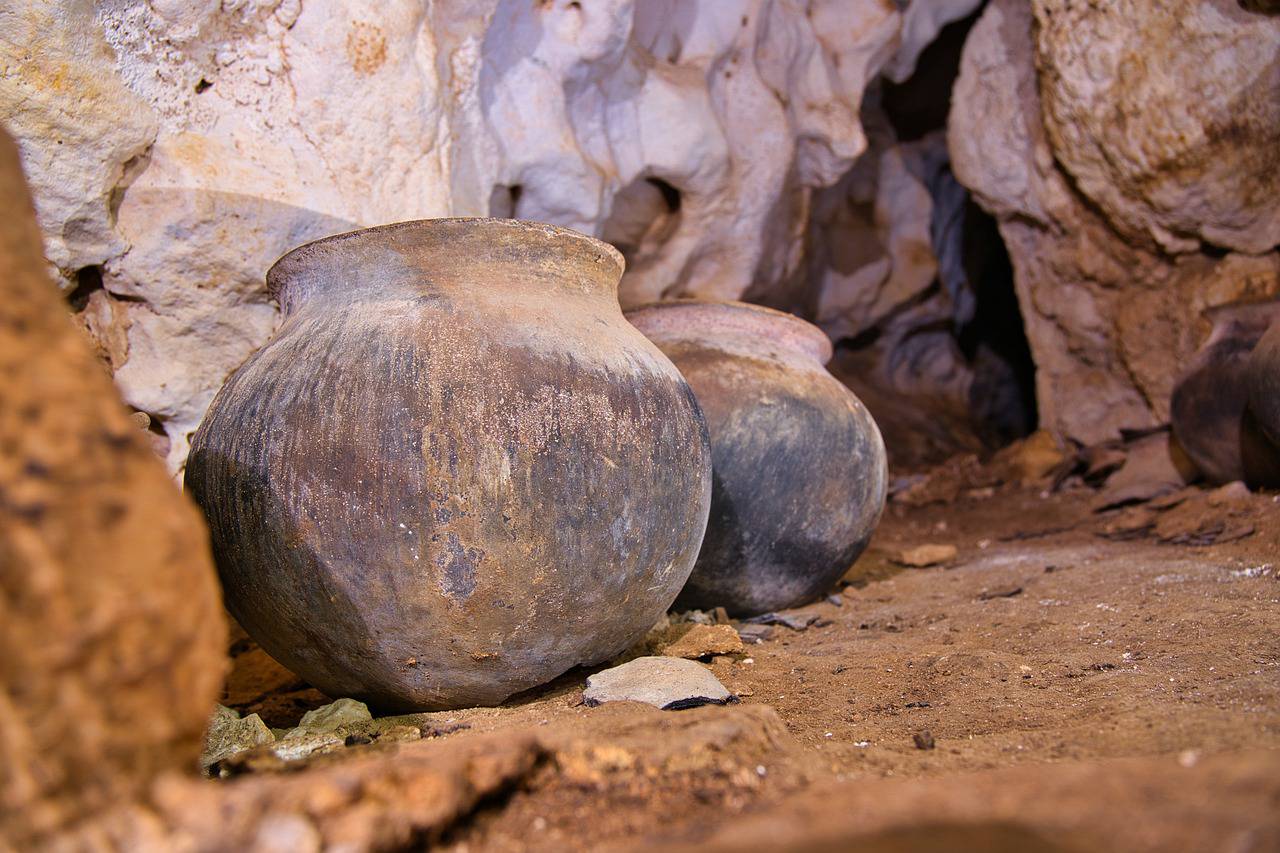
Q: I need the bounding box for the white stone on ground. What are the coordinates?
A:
[584,656,733,711]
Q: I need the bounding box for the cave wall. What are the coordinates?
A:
[3,0,1279,469]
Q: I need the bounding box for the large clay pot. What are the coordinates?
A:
[186,219,712,711]
[626,300,887,616]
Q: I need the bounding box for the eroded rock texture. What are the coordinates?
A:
[948,0,1280,447]
[2,0,911,472]
[0,129,226,846]
[1034,0,1280,255]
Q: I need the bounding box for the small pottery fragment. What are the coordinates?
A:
[627,300,887,616]
[186,219,712,711]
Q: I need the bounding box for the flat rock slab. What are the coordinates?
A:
[744,610,824,631]
[735,623,775,644]
[584,657,734,710]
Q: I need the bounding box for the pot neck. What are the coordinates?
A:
[267,219,625,316]
[626,299,833,366]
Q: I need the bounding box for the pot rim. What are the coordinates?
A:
[266,218,626,301]
[625,298,834,365]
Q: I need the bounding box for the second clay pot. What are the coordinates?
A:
[627,300,887,616]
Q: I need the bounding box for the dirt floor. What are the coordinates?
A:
[220,474,1280,851]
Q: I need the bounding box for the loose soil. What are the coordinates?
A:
[223,480,1280,851]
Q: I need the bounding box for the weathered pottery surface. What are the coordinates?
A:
[1172,304,1280,488]
[627,300,887,616]
[186,219,712,711]
[1247,320,1280,454]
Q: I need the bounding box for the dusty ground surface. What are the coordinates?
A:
[219,475,1280,851]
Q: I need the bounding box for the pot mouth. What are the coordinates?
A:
[266,218,626,309]
[626,298,833,365]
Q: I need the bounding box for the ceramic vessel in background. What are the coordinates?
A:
[1172,302,1280,488]
[186,219,712,711]
[1247,318,1280,453]
[626,299,887,616]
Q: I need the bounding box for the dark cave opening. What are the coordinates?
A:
[488,183,524,218]
[646,176,682,214]
[819,1,1038,468]
[600,175,683,269]
[953,197,1037,449]
[66,264,104,312]
[880,9,982,143]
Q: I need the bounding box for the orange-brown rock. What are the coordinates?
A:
[659,624,746,660]
[0,127,226,846]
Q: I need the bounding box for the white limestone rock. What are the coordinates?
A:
[808,99,943,344]
[0,2,155,282]
[104,132,355,471]
[583,656,733,710]
[946,0,1072,228]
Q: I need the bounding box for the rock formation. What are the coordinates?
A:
[881,0,982,84]
[0,128,226,846]
[948,0,1280,447]
[1034,0,1280,256]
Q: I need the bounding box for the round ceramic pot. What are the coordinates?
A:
[186,219,712,711]
[626,300,887,616]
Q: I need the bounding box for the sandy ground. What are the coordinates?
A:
[222,480,1280,851]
